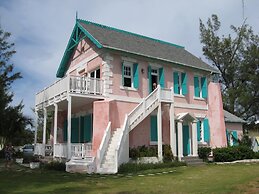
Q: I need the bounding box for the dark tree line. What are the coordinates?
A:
[0,26,33,146]
[199,15,259,122]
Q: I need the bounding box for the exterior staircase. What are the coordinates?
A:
[98,128,122,174]
[182,156,205,166]
[97,86,173,174]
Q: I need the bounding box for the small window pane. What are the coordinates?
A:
[124,77,131,87]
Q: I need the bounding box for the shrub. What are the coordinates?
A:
[254,152,259,159]
[129,145,157,159]
[0,149,4,159]
[118,161,186,174]
[198,147,211,161]
[239,135,252,147]
[213,146,255,162]
[15,151,24,158]
[163,145,174,162]
[42,161,66,171]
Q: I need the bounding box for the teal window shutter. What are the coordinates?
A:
[133,63,139,89]
[203,118,210,143]
[181,72,187,95]
[148,66,152,93]
[80,116,84,143]
[173,72,179,94]
[197,121,201,141]
[150,115,158,141]
[226,129,230,145]
[159,67,165,88]
[71,117,79,143]
[63,119,67,142]
[121,62,124,86]
[232,131,238,146]
[194,76,200,97]
[201,77,208,98]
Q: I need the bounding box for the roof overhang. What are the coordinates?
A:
[176,112,197,122]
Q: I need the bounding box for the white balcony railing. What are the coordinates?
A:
[54,143,68,158]
[71,143,92,158]
[35,76,103,107]
[34,143,45,156]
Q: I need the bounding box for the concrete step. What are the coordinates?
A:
[182,156,205,166]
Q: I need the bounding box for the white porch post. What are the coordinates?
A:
[169,104,176,156]
[177,120,183,161]
[192,121,198,156]
[34,111,38,145]
[67,95,72,159]
[42,108,47,156]
[53,103,58,157]
[157,102,163,161]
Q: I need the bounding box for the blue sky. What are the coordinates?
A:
[0,0,258,123]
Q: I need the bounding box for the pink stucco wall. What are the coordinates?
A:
[225,122,243,140]
[208,82,227,148]
[92,100,111,155]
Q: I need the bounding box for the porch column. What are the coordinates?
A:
[42,107,47,156]
[157,102,163,161]
[67,95,72,159]
[192,121,198,156]
[53,103,58,157]
[177,120,183,161]
[34,111,38,145]
[169,104,176,156]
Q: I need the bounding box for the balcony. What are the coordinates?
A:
[35,75,104,109]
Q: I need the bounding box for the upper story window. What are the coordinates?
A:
[148,66,164,93]
[194,76,207,98]
[173,71,187,95]
[122,61,139,89]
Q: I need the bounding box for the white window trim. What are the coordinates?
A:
[122,62,134,88]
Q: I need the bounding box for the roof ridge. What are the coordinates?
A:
[77,19,185,49]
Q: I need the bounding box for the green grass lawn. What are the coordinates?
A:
[1,160,259,194]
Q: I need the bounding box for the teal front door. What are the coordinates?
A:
[183,125,190,156]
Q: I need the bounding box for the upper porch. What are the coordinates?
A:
[35,75,104,110]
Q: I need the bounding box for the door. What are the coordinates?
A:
[71,117,80,143]
[183,125,190,156]
[80,114,93,143]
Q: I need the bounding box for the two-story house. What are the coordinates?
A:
[34,19,230,173]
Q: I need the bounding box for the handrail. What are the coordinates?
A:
[97,122,111,169]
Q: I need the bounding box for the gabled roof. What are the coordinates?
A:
[56,19,218,78]
[224,110,246,123]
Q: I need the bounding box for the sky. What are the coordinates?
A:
[0,0,258,123]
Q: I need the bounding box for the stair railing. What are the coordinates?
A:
[115,114,129,171]
[128,86,160,127]
[97,121,111,170]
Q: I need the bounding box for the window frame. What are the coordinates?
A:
[173,71,186,96]
[123,61,134,88]
[194,75,207,99]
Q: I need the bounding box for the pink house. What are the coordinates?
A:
[34,19,240,173]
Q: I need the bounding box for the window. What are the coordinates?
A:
[226,130,238,146]
[173,71,187,95]
[122,62,139,89]
[148,66,164,93]
[197,118,210,143]
[194,76,207,98]
[123,64,133,87]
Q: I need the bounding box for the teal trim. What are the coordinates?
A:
[232,131,238,146]
[63,120,67,142]
[148,66,152,93]
[201,77,208,98]
[122,62,124,86]
[133,63,139,89]
[197,121,201,141]
[181,72,187,95]
[159,68,165,88]
[173,72,179,94]
[80,116,84,143]
[77,19,184,49]
[85,114,92,142]
[150,116,158,141]
[203,118,210,143]
[56,21,103,78]
[226,129,230,145]
[183,125,190,156]
[71,117,80,143]
[194,76,200,97]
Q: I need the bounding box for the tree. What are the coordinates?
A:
[0,26,33,146]
[199,15,259,122]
